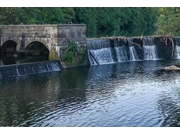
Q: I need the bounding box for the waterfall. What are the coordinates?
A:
[86,37,165,65]
[86,39,110,50]
[129,46,139,61]
[174,45,180,59]
[143,45,158,60]
[56,46,61,57]
[87,50,98,65]
[128,38,139,61]
[87,39,115,65]
[115,46,128,62]
[143,37,158,60]
[174,37,180,59]
[0,60,61,79]
[88,48,114,65]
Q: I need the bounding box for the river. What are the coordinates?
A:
[0,59,180,127]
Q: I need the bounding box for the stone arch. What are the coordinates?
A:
[25,40,49,50]
[25,41,49,56]
[0,40,17,53]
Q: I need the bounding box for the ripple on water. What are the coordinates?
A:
[2,60,180,126]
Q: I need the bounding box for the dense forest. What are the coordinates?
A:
[0,7,179,37]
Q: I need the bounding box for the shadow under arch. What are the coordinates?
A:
[0,40,17,54]
[25,41,49,56]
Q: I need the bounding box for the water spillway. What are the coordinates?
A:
[87,39,115,65]
[143,37,158,60]
[88,48,114,65]
[127,38,139,61]
[86,38,141,65]
[174,45,180,59]
[0,60,61,79]
[86,38,140,65]
[129,46,139,61]
[115,46,128,62]
[87,36,178,65]
[174,37,180,59]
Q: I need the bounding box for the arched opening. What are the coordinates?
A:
[25,41,49,55]
[0,40,17,54]
[0,40,17,65]
[21,41,49,62]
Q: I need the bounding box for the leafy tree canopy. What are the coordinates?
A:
[0,7,163,37]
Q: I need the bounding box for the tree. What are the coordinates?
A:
[95,7,121,37]
[0,7,25,24]
[0,7,160,37]
[155,7,180,36]
[61,7,76,23]
[74,7,98,37]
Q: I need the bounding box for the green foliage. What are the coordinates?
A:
[155,7,180,36]
[61,41,77,64]
[61,7,76,23]
[62,51,74,63]
[74,7,98,37]
[68,41,77,52]
[95,8,121,36]
[0,7,160,37]
[61,42,87,65]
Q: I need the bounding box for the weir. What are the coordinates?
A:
[127,38,139,61]
[129,46,139,61]
[115,46,128,62]
[174,37,180,59]
[87,36,178,65]
[87,39,115,65]
[143,37,158,60]
[0,60,61,79]
[0,35,179,79]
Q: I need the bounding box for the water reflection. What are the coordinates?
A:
[0,54,49,66]
[1,60,180,126]
[0,72,61,126]
[156,73,180,126]
[0,67,89,126]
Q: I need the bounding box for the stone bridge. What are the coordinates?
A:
[0,24,86,59]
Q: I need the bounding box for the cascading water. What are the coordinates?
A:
[86,39,110,50]
[88,48,114,65]
[129,46,139,61]
[127,38,139,61]
[113,38,128,62]
[0,60,61,79]
[174,37,180,59]
[115,46,128,62]
[86,37,171,66]
[174,45,180,59]
[143,37,158,60]
[87,39,115,65]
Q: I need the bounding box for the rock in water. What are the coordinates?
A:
[164,65,180,71]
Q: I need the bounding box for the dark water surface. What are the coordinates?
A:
[0,55,48,66]
[1,59,180,127]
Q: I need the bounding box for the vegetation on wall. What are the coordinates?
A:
[61,41,87,65]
